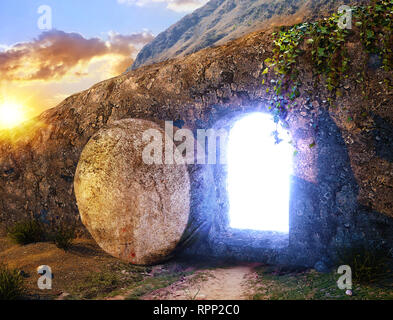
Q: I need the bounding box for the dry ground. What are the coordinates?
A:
[136,264,259,300]
[0,236,264,300]
[0,237,124,299]
[0,237,259,300]
[2,237,393,300]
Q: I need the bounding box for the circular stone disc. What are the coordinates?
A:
[74,119,190,265]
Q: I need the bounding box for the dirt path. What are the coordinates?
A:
[141,264,259,300]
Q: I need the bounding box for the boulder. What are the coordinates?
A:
[74,119,190,265]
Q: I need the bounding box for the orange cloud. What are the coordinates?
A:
[0,30,154,82]
[0,30,154,118]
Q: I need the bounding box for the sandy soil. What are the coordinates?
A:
[141,263,260,300]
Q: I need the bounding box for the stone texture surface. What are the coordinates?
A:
[74,119,190,265]
[131,0,368,70]
[0,23,392,267]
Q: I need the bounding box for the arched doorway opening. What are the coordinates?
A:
[227,113,293,233]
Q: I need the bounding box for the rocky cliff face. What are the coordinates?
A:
[1,14,393,265]
[130,0,366,70]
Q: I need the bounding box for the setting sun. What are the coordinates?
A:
[0,102,28,129]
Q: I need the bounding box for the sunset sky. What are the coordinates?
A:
[0,0,207,125]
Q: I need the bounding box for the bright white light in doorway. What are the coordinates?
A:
[227,113,293,233]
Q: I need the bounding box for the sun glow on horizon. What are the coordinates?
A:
[0,101,29,129]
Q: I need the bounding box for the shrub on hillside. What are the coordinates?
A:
[7,220,46,245]
[0,264,25,300]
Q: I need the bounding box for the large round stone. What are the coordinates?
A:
[74,119,190,265]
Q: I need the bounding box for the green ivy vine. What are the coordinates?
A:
[355,0,393,71]
[263,0,393,113]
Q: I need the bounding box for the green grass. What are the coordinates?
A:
[65,262,192,300]
[7,220,46,245]
[68,268,190,300]
[335,242,392,284]
[68,263,150,299]
[253,266,393,300]
[70,271,125,299]
[0,264,25,300]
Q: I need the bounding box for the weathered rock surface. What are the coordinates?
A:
[0,18,392,266]
[130,0,368,70]
[74,119,190,265]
